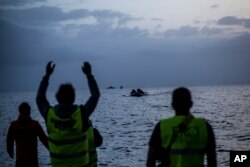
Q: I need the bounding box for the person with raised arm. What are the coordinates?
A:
[36,61,100,167]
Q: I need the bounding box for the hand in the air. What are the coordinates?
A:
[82,62,92,75]
[46,61,55,76]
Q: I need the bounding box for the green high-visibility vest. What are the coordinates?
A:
[47,107,89,167]
[160,116,208,167]
[87,121,97,167]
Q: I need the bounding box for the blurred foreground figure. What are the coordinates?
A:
[36,61,100,167]
[87,120,103,167]
[147,87,217,167]
[7,102,48,167]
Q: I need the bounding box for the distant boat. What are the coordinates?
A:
[130,88,147,97]
[130,92,147,97]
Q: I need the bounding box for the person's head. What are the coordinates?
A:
[19,102,31,115]
[171,87,193,115]
[56,83,75,104]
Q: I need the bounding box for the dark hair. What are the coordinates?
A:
[19,102,31,115]
[56,83,75,104]
[172,87,192,112]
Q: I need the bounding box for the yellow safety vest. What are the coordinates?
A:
[47,107,89,167]
[160,116,208,167]
[87,121,97,167]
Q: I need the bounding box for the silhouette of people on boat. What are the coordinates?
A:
[130,88,147,97]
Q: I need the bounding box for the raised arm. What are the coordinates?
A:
[81,62,100,117]
[36,61,55,119]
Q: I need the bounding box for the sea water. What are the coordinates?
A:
[0,85,250,167]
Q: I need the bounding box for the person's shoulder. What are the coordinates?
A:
[205,121,214,130]
[200,119,215,135]
[159,116,174,124]
[11,120,18,124]
[30,119,42,126]
[149,121,162,147]
[195,117,211,124]
[9,120,18,127]
[152,121,161,134]
[200,118,212,127]
[79,105,86,113]
[155,121,161,127]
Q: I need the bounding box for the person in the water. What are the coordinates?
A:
[7,102,48,167]
[36,61,100,167]
[147,87,217,167]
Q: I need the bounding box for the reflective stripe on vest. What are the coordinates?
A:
[47,107,89,167]
[160,116,208,167]
[87,121,97,167]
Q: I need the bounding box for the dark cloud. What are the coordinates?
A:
[76,23,148,40]
[0,18,98,64]
[0,0,45,7]
[1,6,250,91]
[164,26,199,38]
[244,19,250,28]
[0,6,136,27]
[211,4,219,9]
[0,16,150,91]
[200,27,222,35]
[218,16,242,25]
[217,16,250,29]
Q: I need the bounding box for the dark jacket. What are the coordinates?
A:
[7,115,48,161]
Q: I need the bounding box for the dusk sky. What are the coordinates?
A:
[1,0,250,91]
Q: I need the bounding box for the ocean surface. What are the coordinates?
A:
[0,85,250,167]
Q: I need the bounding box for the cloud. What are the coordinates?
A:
[1,5,250,91]
[164,26,199,38]
[244,19,250,28]
[218,16,242,25]
[151,18,164,21]
[211,4,219,9]
[1,17,250,91]
[200,27,222,35]
[217,16,250,29]
[0,6,137,27]
[0,18,91,66]
[0,0,45,7]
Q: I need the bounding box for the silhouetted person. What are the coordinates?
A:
[147,87,217,167]
[7,102,48,167]
[36,61,100,167]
